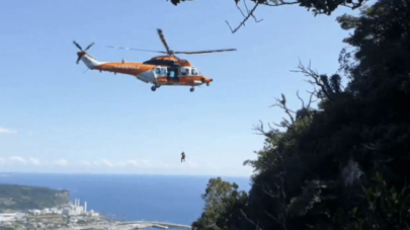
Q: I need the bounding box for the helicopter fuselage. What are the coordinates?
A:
[74,28,234,92]
[79,53,213,92]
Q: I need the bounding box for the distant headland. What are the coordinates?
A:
[0,184,69,211]
[0,183,191,229]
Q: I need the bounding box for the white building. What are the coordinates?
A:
[0,212,25,222]
[62,198,90,216]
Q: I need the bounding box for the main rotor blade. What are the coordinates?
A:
[157,29,172,55]
[173,48,237,55]
[106,45,167,54]
[73,41,83,50]
[84,42,95,51]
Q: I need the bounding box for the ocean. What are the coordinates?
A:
[0,173,250,225]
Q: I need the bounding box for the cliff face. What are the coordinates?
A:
[0,184,69,211]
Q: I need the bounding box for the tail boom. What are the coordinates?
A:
[78,52,103,69]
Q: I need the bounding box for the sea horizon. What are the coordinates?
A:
[0,172,251,225]
[0,171,250,179]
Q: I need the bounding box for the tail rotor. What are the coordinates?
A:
[73,41,94,64]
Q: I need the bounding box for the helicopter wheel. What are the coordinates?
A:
[151,86,157,92]
[190,87,195,92]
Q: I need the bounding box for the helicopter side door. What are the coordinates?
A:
[167,65,179,81]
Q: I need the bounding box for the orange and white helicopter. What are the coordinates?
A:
[74,29,236,92]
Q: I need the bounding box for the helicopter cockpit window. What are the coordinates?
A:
[191,68,199,76]
[155,68,161,75]
[180,67,190,76]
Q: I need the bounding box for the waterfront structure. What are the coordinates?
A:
[0,199,191,229]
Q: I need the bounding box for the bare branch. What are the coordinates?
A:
[306,89,317,109]
[264,210,281,225]
[296,90,317,110]
[225,0,298,33]
[274,122,283,128]
[272,94,295,125]
[296,90,305,108]
[226,2,260,33]
[243,0,263,23]
[240,209,262,230]
[292,62,333,100]
[261,1,299,6]
[254,120,267,135]
[224,0,361,33]
[225,20,235,33]
[236,3,247,18]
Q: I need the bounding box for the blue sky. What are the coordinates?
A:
[0,0,351,176]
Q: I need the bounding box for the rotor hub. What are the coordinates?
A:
[77,51,86,57]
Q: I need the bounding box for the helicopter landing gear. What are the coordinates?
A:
[151,86,157,92]
[190,87,195,92]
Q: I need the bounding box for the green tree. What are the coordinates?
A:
[192,177,249,230]
[186,0,410,229]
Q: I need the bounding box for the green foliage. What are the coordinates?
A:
[347,173,410,230]
[0,184,69,211]
[190,0,410,229]
[192,177,248,230]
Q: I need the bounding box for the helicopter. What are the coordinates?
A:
[74,29,236,92]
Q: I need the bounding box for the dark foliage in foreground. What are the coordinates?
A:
[191,0,410,229]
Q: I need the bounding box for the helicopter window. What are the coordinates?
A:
[191,68,198,76]
[155,68,161,75]
[180,67,190,76]
[161,68,167,75]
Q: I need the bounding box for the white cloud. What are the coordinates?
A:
[0,127,17,134]
[1,156,189,173]
[28,157,41,166]
[9,156,27,164]
[140,159,152,167]
[80,161,92,166]
[117,159,145,167]
[101,159,114,167]
[184,159,198,168]
[54,159,69,166]
[125,160,139,167]
[83,159,154,169]
[4,156,42,166]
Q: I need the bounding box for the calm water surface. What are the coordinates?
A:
[0,173,250,225]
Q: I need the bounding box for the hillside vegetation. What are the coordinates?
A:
[0,184,69,211]
[177,0,410,229]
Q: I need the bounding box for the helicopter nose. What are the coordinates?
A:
[206,78,213,86]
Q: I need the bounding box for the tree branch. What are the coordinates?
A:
[226,2,260,33]
[261,0,299,7]
[244,0,264,23]
[292,62,333,100]
[272,94,295,125]
[240,209,262,230]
